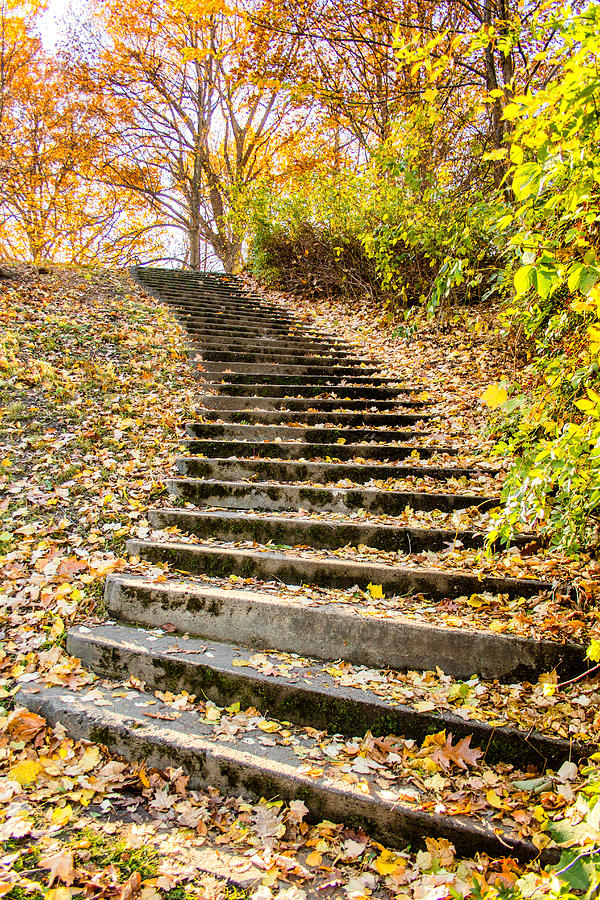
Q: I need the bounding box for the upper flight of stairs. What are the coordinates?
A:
[20,267,591,865]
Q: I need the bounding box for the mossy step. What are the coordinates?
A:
[149,506,515,552]
[189,330,354,350]
[166,475,493,515]
[199,409,428,426]
[198,349,370,366]
[200,395,425,411]
[185,422,425,444]
[105,574,583,683]
[206,373,400,387]
[127,538,549,602]
[209,383,410,398]
[192,339,360,356]
[176,456,479,483]
[68,622,590,769]
[182,438,458,461]
[201,362,381,377]
[179,310,297,327]
[18,682,558,862]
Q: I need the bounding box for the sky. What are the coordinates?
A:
[38,0,88,51]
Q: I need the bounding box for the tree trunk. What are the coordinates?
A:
[189,226,200,270]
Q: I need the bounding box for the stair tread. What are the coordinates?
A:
[15,681,561,862]
[128,537,551,602]
[68,621,592,766]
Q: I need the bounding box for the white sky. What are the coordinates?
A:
[38,0,88,51]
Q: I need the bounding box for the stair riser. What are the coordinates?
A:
[185,424,425,443]
[105,576,579,681]
[167,477,493,515]
[150,508,489,551]
[192,341,360,356]
[200,396,423,411]
[197,351,370,366]
[182,440,456,460]
[208,384,409,398]
[127,540,548,601]
[199,411,427,426]
[201,363,380,377]
[186,321,344,338]
[68,628,582,768]
[18,685,552,863]
[176,458,479,483]
[201,374,399,387]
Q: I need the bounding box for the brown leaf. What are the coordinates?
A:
[40,850,76,887]
[432,733,482,771]
[7,708,46,741]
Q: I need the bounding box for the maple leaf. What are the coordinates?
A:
[432,733,482,771]
[40,850,76,887]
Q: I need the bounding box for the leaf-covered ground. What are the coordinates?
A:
[0,266,599,900]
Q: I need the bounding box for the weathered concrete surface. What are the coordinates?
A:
[176,456,488,483]
[166,475,495,515]
[67,621,590,767]
[17,682,558,863]
[182,439,457,461]
[128,538,551,602]
[149,506,523,551]
[184,422,428,444]
[105,574,581,681]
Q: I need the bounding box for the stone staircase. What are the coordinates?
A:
[21,268,591,863]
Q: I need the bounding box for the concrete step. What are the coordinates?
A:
[199,409,428,427]
[185,422,428,446]
[182,439,458,461]
[200,395,423,411]
[127,538,549,601]
[18,681,557,862]
[207,383,411,398]
[104,574,583,682]
[149,507,509,552]
[67,621,588,769]
[205,374,400,387]
[166,476,494,515]
[176,456,482,483]
[185,422,427,444]
[188,324,355,345]
[188,323,355,344]
[197,350,371,367]
[200,362,381,377]
[190,339,362,356]
[180,310,299,328]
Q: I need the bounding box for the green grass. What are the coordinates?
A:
[72,828,159,881]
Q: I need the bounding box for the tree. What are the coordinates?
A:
[91,0,308,272]
[0,5,161,265]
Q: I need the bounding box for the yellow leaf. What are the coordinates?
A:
[257,720,280,733]
[336,438,346,444]
[52,805,73,827]
[77,747,100,773]
[367,582,384,599]
[481,384,508,409]
[46,889,72,900]
[374,848,403,875]
[306,851,322,867]
[9,759,41,785]
[587,639,600,662]
[486,789,504,810]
